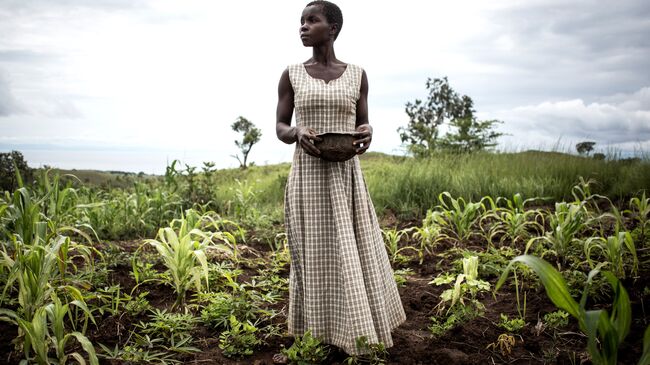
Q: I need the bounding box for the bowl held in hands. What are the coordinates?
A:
[313,132,358,162]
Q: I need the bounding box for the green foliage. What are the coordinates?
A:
[281,330,329,365]
[433,192,486,242]
[439,116,503,153]
[344,336,388,364]
[363,151,650,218]
[218,315,261,358]
[99,343,181,364]
[137,308,196,343]
[584,231,638,278]
[498,313,526,333]
[381,227,416,264]
[482,193,544,246]
[576,141,596,155]
[0,151,33,192]
[200,292,257,330]
[397,77,502,156]
[232,116,262,169]
[430,256,490,314]
[496,255,649,365]
[528,201,589,266]
[429,303,480,337]
[142,210,232,307]
[393,268,413,287]
[628,191,649,242]
[543,310,570,330]
[1,293,98,365]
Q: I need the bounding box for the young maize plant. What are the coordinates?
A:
[526,201,589,268]
[435,192,486,243]
[5,187,47,246]
[430,256,490,315]
[584,231,639,279]
[495,255,650,365]
[628,191,649,242]
[412,210,446,264]
[34,170,80,232]
[381,227,417,264]
[0,293,97,365]
[144,210,233,307]
[481,193,544,246]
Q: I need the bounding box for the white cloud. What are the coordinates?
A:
[0,0,649,171]
[492,87,650,152]
[0,71,23,116]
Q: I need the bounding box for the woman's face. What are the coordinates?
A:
[299,5,334,46]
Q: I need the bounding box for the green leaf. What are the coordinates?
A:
[69,332,99,365]
[495,255,580,319]
[639,325,650,365]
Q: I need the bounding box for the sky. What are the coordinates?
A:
[1,0,649,174]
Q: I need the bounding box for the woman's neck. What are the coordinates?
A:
[310,43,338,65]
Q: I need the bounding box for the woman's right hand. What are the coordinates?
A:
[296,126,322,157]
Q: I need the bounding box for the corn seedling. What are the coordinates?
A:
[628,191,650,243]
[430,256,490,315]
[381,227,417,264]
[144,211,230,307]
[584,231,638,278]
[495,255,650,365]
[412,210,446,263]
[0,293,98,365]
[434,192,486,242]
[482,193,544,246]
[526,201,589,267]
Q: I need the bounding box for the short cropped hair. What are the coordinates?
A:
[306,1,343,39]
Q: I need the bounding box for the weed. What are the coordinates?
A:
[138,308,196,343]
[281,330,329,364]
[486,333,516,357]
[543,310,570,330]
[393,268,413,287]
[344,336,388,364]
[218,315,261,358]
[498,313,526,333]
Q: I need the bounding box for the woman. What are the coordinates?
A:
[275,0,406,357]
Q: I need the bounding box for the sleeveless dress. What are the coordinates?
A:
[284,63,406,355]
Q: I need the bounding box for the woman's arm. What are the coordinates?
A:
[354,70,372,154]
[276,68,321,156]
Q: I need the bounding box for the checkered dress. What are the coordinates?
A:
[284,63,406,355]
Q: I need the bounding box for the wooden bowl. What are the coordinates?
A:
[314,132,358,162]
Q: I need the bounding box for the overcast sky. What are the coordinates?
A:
[1,0,649,173]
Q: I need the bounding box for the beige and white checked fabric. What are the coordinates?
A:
[284,63,406,355]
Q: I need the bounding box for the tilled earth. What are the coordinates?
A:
[0,228,647,365]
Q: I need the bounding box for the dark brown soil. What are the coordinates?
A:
[1,227,648,365]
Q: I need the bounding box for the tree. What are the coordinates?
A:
[576,141,596,156]
[439,117,503,153]
[398,77,503,156]
[0,150,33,192]
[231,116,262,169]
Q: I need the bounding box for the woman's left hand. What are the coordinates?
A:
[354,124,373,155]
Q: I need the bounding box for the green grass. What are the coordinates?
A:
[42,151,650,224]
[362,151,650,217]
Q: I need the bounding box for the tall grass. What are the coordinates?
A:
[362,151,650,217]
